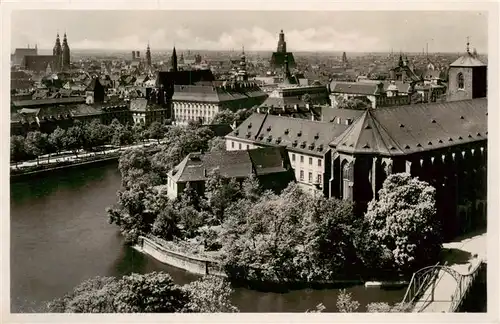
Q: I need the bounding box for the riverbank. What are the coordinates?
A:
[11,163,408,313]
[135,235,410,291]
[10,142,161,180]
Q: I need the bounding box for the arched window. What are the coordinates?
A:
[457,72,464,89]
[341,160,354,201]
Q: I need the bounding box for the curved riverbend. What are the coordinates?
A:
[10,163,405,313]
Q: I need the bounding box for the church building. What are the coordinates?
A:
[270,30,296,70]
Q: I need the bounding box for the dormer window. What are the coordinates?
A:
[457,72,464,90]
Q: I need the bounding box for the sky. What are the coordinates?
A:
[11,10,488,53]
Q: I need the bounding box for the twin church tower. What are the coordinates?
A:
[52,32,71,71]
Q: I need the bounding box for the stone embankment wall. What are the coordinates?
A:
[137,236,226,277]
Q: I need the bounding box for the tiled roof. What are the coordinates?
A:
[156,70,215,88]
[172,84,266,103]
[321,108,364,123]
[169,147,288,183]
[357,79,412,93]
[226,113,349,156]
[450,52,486,67]
[330,81,381,95]
[331,98,487,156]
[12,97,85,108]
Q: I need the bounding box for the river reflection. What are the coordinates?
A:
[10,163,405,313]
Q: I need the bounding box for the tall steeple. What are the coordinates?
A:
[277,29,287,53]
[61,32,71,71]
[237,46,248,81]
[171,46,178,72]
[53,33,62,71]
[146,42,152,67]
[282,54,294,84]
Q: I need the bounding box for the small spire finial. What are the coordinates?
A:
[466,36,470,53]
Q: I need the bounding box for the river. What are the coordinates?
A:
[10,162,406,313]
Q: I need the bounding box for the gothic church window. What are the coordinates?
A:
[457,72,464,90]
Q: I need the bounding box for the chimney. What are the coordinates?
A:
[293,104,298,111]
[345,118,352,125]
[305,103,310,110]
[203,168,207,177]
[336,117,341,124]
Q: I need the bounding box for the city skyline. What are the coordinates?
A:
[11,10,488,53]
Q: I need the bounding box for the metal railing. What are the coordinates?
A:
[401,262,442,308]
[448,260,485,312]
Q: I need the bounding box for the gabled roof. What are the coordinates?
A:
[330,109,405,155]
[450,52,486,67]
[12,97,86,108]
[226,113,349,156]
[330,81,381,95]
[331,98,487,156]
[168,147,288,183]
[172,83,267,103]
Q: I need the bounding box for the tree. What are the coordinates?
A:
[241,174,261,202]
[219,183,360,283]
[182,276,238,312]
[301,93,312,105]
[152,204,180,241]
[336,289,360,312]
[109,118,125,147]
[84,120,110,153]
[336,96,372,110]
[49,127,66,155]
[25,131,48,165]
[10,135,26,167]
[147,121,165,144]
[204,170,242,224]
[365,173,442,272]
[207,137,227,152]
[131,123,146,143]
[47,272,238,313]
[113,272,189,313]
[211,110,236,125]
[65,123,85,157]
[48,276,118,313]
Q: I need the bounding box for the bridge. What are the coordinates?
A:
[401,259,486,312]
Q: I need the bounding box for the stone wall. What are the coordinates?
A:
[138,236,226,277]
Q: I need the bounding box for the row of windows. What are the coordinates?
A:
[231,141,250,150]
[291,153,322,167]
[175,110,215,116]
[298,169,323,186]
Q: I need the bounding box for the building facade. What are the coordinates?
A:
[165,147,294,200]
[225,113,349,196]
[446,42,487,102]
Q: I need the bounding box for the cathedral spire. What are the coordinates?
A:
[237,45,248,81]
[171,46,178,72]
[277,29,287,53]
[146,42,152,67]
[61,32,71,71]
